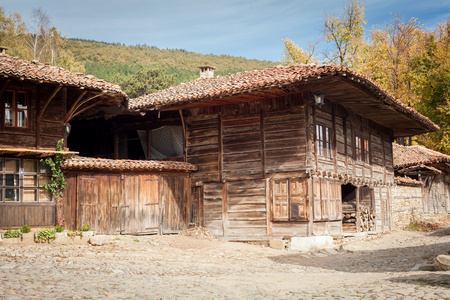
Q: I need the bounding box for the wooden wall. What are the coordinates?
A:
[423,174,450,214]
[185,92,396,240]
[63,171,192,234]
[0,203,55,227]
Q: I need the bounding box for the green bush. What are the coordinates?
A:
[2,229,21,238]
[80,224,91,232]
[54,225,65,233]
[35,228,56,243]
[20,225,31,233]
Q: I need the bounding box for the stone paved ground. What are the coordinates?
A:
[0,227,449,299]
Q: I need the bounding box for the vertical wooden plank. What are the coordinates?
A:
[312,105,318,170]
[265,178,272,237]
[260,111,266,175]
[356,186,360,233]
[218,114,223,182]
[332,104,337,174]
[222,182,228,236]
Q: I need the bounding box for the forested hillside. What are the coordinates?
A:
[64,39,278,85]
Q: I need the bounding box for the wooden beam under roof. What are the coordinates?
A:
[37,85,62,121]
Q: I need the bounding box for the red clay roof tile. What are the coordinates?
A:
[0,53,126,97]
[393,144,450,168]
[128,64,438,133]
[62,156,197,172]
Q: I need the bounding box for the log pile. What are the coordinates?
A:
[359,205,376,232]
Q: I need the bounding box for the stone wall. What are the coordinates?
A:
[392,184,423,228]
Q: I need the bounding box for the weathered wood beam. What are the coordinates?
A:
[70,99,104,120]
[38,85,62,121]
[65,92,101,122]
[64,90,87,122]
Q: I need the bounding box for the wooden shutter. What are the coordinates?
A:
[313,178,322,221]
[273,179,289,219]
[320,179,329,220]
[329,180,342,220]
[290,179,308,220]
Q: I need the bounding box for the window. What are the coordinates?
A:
[355,135,370,163]
[4,90,29,128]
[272,178,308,221]
[0,158,51,202]
[316,124,333,158]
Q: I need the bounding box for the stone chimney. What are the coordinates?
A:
[199,65,215,79]
[0,46,8,54]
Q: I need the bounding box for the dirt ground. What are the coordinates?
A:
[0,227,449,299]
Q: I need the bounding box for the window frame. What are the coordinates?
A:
[316,124,333,159]
[355,135,370,163]
[0,158,52,203]
[2,89,30,129]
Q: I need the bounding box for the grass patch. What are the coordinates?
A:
[405,221,441,232]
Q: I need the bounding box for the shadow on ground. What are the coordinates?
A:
[390,273,450,288]
[268,241,450,273]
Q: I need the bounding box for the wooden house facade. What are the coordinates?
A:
[130,64,438,240]
[394,144,450,218]
[0,51,126,228]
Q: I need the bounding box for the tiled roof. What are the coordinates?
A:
[0,53,126,97]
[393,144,450,168]
[394,176,424,186]
[128,64,438,133]
[62,156,197,172]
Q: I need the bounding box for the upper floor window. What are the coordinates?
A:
[316,124,333,159]
[4,90,29,128]
[355,136,370,163]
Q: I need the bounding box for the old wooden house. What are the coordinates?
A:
[0,50,126,228]
[393,144,450,223]
[129,64,438,240]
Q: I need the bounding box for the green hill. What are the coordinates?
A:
[64,39,278,86]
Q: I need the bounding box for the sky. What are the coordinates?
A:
[0,0,449,62]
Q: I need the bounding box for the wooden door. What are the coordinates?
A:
[140,175,160,234]
[77,175,98,231]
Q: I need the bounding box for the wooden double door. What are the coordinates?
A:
[73,174,161,234]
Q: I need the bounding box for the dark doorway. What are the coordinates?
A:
[341,184,357,232]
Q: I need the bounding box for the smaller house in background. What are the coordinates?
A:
[393,144,450,227]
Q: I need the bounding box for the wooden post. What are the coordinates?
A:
[308,176,314,236]
[222,182,228,237]
[146,129,152,160]
[260,111,266,175]
[265,178,272,237]
[218,114,223,182]
[356,186,360,232]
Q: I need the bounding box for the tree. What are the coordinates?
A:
[411,17,450,153]
[323,0,366,67]
[282,38,317,65]
[362,16,426,106]
[117,68,177,98]
[0,7,30,58]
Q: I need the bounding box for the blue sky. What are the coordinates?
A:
[0,0,449,62]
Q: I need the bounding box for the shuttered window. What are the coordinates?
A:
[313,178,342,221]
[272,178,309,221]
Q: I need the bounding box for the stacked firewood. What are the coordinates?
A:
[359,206,376,232]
